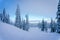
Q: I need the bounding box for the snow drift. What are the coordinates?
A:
[0,22,60,40]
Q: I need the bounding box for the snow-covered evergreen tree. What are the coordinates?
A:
[41,19,47,32]
[6,14,10,23]
[15,4,21,28]
[22,20,26,30]
[2,8,10,23]
[44,21,48,32]
[25,14,29,31]
[0,13,2,21]
[53,21,57,32]
[50,18,56,32]
[50,18,54,32]
[2,8,6,22]
[41,19,45,31]
[56,0,60,33]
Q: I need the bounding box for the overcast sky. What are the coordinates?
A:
[0,0,59,22]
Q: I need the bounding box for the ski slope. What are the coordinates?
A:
[0,22,60,40]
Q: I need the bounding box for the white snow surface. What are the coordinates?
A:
[0,22,60,40]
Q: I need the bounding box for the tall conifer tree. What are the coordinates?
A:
[15,4,21,28]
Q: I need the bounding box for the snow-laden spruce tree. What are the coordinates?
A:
[50,18,54,32]
[41,19,47,32]
[2,8,6,22]
[50,18,56,32]
[6,14,10,23]
[41,19,45,31]
[53,21,57,32]
[15,4,21,28]
[25,14,29,31]
[56,0,60,33]
[44,21,48,32]
[2,8,10,23]
[0,13,3,21]
[22,20,26,30]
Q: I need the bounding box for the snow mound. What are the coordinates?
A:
[0,22,60,40]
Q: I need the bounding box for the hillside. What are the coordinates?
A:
[0,22,60,40]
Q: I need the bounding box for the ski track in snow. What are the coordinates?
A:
[0,22,60,40]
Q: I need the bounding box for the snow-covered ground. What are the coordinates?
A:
[0,22,60,40]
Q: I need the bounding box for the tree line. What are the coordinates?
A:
[0,5,29,31]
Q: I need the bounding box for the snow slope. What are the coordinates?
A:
[0,22,60,40]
